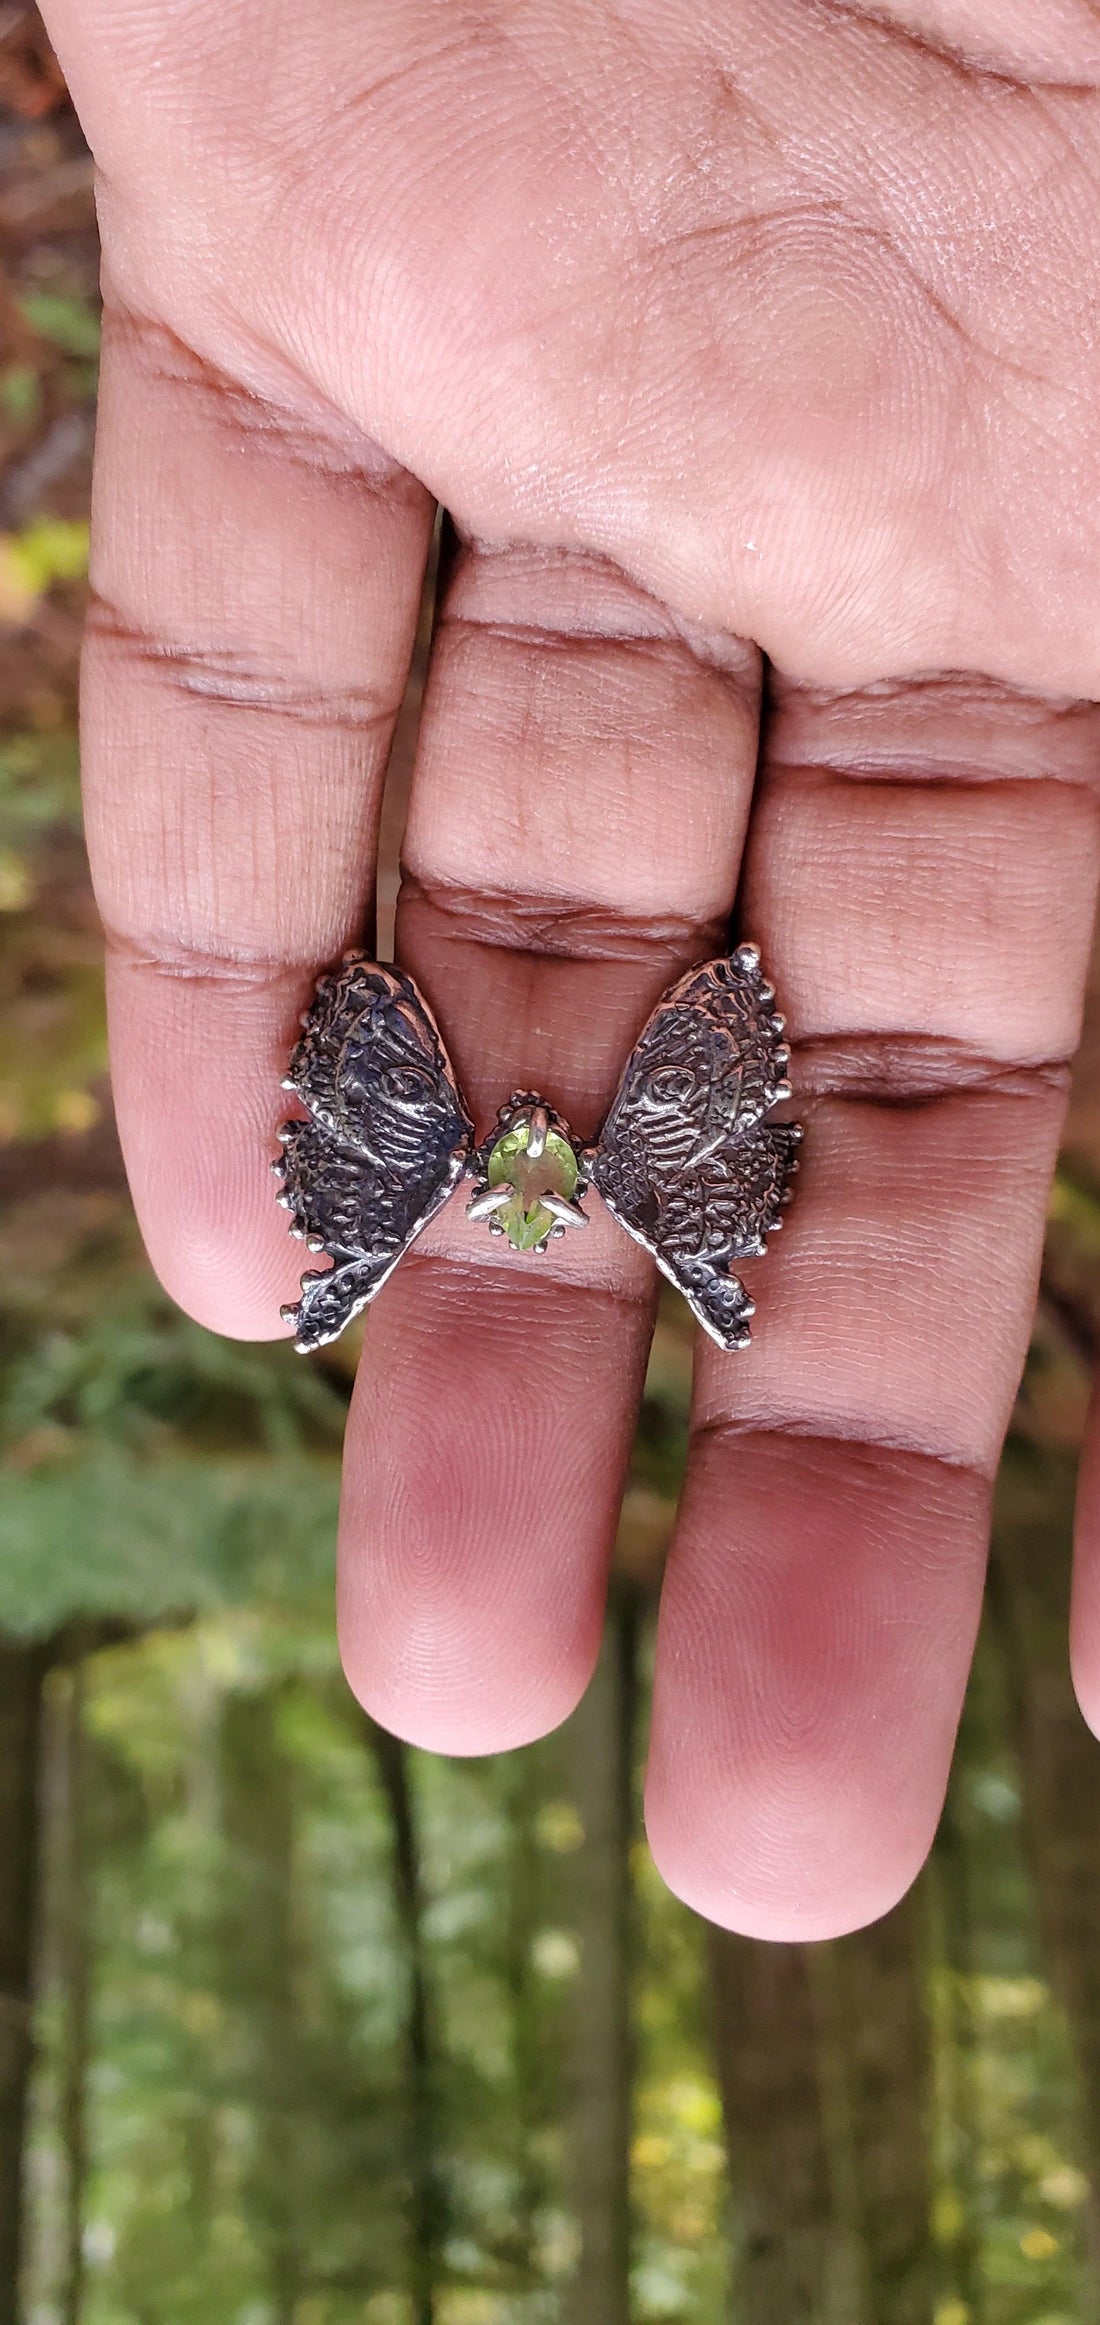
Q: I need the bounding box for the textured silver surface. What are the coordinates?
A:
[274,955,472,1350]
[591,945,800,1349]
[276,945,799,1353]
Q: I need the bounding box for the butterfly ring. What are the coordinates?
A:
[273,945,801,1354]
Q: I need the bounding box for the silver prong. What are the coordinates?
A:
[774,1081,793,1102]
[306,1235,326,1253]
[525,1105,549,1161]
[467,1184,514,1223]
[270,1157,285,1176]
[771,1013,786,1034]
[735,941,760,969]
[489,1217,505,1234]
[279,1303,299,1325]
[276,1192,294,1211]
[289,1224,305,1240]
[277,1122,294,1143]
[540,1192,589,1230]
[279,1074,297,1092]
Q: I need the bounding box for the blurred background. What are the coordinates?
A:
[6,13,1100,2322]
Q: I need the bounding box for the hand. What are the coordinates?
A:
[39,0,1100,1935]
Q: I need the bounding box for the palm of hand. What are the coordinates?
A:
[41,0,1100,1932]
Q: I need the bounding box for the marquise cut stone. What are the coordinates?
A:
[487,1122,578,1250]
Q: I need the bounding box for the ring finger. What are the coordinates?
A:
[646,672,1100,1936]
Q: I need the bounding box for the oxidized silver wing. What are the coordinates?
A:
[274,956,472,1351]
[592,945,800,1349]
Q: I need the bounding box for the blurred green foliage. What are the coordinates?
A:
[0,729,81,837]
[6,48,1100,2325]
[16,292,100,363]
[0,724,105,1137]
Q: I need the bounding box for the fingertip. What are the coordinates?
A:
[1070,1386,1100,1737]
[644,1754,938,1942]
[108,950,304,1339]
[336,1258,647,1756]
[335,1466,605,1756]
[143,1202,299,1343]
[645,1431,987,1939]
[337,1594,598,1757]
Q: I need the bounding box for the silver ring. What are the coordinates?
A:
[273,944,800,1353]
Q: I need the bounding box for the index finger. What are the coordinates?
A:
[84,309,433,1334]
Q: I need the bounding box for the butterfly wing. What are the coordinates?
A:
[592,945,799,1349]
[274,955,473,1350]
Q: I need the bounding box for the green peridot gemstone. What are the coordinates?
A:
[487,1123,578,1252]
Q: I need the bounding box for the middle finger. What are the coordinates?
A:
[337,542,760,1750]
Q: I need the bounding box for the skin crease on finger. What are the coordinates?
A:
[33,0,1100,1936]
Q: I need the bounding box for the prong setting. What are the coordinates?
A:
[465,1094,590,1253]
[467,1184,515,1224]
